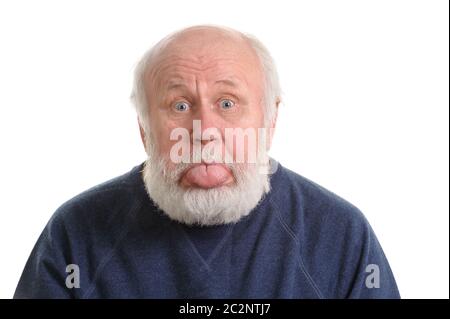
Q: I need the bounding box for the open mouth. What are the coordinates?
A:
[179,163,234,189]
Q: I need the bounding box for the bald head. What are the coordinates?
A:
[154,25,252,56]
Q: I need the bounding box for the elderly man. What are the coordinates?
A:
[14,25,400,299]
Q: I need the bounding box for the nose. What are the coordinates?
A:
[192,101,222,145]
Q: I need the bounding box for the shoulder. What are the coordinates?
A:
[272,163,369,236]
[46,163,146,240]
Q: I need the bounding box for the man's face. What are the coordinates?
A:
[145,30,266,189]
[139,28,273,226]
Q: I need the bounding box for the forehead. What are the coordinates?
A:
[155,56,255,86]
[147,38,263,90]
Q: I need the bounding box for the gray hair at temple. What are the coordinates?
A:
[130,25,282,133]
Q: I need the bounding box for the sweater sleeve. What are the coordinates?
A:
[345,219,401,299]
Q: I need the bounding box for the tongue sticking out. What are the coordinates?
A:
[181,164,233,189]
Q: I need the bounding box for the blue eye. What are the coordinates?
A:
[174,101,190,112]
[220,99,235,109]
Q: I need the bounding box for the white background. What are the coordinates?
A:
[0,0,448,299]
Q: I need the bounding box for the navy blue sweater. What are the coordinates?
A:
[14,161,400,298]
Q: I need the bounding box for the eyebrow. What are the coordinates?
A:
[214,79,241,88]
[166,81,188,91]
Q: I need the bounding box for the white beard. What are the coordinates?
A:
[141,143,271,226]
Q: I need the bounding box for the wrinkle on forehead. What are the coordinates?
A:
[144,27,263,92]
[150,55,254,91]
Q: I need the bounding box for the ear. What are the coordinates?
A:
[138,117,147,153]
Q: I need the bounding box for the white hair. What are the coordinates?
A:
[130,25,282,133]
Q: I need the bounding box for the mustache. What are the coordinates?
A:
[145,138,270,185]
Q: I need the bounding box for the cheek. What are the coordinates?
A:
[251,102,266,127]
[151,120,189,157]
[232,106,266,161]
[157,132,172,155]
[239,96,265,127]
